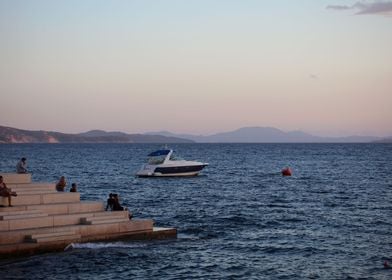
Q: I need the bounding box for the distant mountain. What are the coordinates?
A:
[144,131,207,142]
[78,130,129,138]
[146,126,382,143]
[1,125,385,144]
[374,137,392,143]
[0,126,193,144]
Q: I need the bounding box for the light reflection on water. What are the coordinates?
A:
[0,143,391,279]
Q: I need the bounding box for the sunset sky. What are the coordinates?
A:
[1,0,391,137]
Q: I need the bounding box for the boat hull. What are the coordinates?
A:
[137,164,207,177]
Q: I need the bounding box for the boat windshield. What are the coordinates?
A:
[148,156,165,165]
[169,154,183,161]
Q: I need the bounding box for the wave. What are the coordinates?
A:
[64,242,147,251]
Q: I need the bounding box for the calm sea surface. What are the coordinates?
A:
[0,143,391,279]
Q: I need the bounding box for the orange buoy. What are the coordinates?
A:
[282,167,292,176]
[384,261,391,269]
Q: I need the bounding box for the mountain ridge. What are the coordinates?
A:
[146,126,383,143]
[0,126,193,144]
[1,125,388,144]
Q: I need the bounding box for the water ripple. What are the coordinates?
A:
[0,143,391,279]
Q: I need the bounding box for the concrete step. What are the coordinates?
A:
[92,211,129,218]
[0,219,154,245]
[0,210,113,232]
[80,217,130,225]
[6,183,56,191]
[0,201,104,215]
[0,225,175,257]
[11,190,58,195]
[0,192,80,206]
[0,212,48,220]
[0,173,31,184]
[0,216,55,231]
[0,209,43,216]
[51,212,125,227]
[26,231,81,243]
[26,230,77,239]
[74,219,154,237]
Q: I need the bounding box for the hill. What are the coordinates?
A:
[0,126,193,144]
[146,127,382,143]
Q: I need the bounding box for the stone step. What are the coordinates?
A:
[51,211,128,227]
[26,230,77,240]
[28,234,81,244]
[0,192,80,206]
[0,216,54,231]
[7,183,56,191]
[11,190,58,195]
[92,211,129,218]
[26,231,81,244]
[0,212,48,220]
[26,230,80,243]
[0,209,43,216]
[73,219,153,237]
[80,217,130,225]
[0,219,153,245]
[0,210,116,232]
[0,173,31,184]
[0,201,104,215]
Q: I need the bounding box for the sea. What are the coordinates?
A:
[0,143,391,280]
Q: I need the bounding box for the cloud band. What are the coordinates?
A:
[327,1,392,16]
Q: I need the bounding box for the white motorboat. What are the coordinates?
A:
[136,149,208,177]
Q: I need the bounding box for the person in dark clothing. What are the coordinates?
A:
[112,194,124,211]
[70,183,77,192]
[56,176,67,191]
[0,175,17,207]
[106,193,115,211]
[109,193,133,220]
[16,158,27,173]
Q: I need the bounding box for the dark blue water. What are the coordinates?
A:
[0,143,391,279]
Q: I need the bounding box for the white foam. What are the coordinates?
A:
[64,242,147,250]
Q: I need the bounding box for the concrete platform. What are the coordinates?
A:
[6,182,56,189]
[0,173,31,184]
[0,172,177,259]
[1,192,80,206]
[0,211,48,221]
[0,201,104,215]
[26,231,81,243]
[6,183,56,193]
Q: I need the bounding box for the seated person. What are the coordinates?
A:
[112,194,133,220]
[0,175,17,207]
[105,193,115,211]
[112,194,124,211]
[70,183,77,192]
[16,157,27,174]
[56,176,67,191]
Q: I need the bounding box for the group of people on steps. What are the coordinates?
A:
[2,158,131,219]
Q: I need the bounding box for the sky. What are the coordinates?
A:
[0,0,391,137]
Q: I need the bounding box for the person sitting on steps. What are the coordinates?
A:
[16,157,27,174]
[106,193,115,211]
[112,193,133,220]
[112,194,125,211]
[56,176,67,191]
[70,183,77,192]
[0,175,17,207]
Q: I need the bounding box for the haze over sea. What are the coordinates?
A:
[0,143,391,279]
